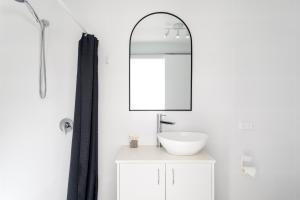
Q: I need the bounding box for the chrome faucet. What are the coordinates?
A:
[156,114,175,147]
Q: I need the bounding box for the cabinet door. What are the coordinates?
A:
[119,163,165,200]
[166,163,213,200]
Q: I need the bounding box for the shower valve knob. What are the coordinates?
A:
[59,118,73,134]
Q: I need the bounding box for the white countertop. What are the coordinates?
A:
[115,146,216,164]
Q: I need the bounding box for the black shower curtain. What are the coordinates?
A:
[67,34,99,200]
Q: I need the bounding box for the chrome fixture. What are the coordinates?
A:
[15,0,49,99]
[59,118,73,134]
[186,30,190,39]
[164,29,170,38]
[156,114,175,147]
[176,29,180,39]
[164,22,189,39]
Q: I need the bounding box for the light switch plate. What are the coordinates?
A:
[239,121,255,130]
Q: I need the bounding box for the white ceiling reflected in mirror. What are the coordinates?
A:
[130,12,192,111]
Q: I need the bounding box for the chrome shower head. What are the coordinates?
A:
[14,0,26,3]
[15,0,41,24]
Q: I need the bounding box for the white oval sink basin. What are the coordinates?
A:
[157,132,208,156]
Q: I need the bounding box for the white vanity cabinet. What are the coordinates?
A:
[166,163,213,200]
[118,163,165,200]
[116,146,215,200]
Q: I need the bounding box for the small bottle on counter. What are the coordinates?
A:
[129,135,139,148]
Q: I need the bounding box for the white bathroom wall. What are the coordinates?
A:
[229,1,300,199]
[0,0,299,200]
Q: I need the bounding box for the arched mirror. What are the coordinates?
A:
[129,12,192,111]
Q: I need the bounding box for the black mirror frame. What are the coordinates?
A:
[129,12,193,111]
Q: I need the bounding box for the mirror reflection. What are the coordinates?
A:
[130,12,192,111]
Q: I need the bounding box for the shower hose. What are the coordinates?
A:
[39,20,48,99]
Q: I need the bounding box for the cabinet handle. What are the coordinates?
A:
[172,168,175,185]
[157,168,160,185]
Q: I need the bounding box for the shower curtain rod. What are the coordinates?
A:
[56,0,88,34]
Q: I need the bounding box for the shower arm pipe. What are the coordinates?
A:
[55,0,88,34]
